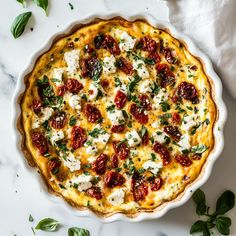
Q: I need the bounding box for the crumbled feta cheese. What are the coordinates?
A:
[139,79,153,93]
[108,109,125,125]
[53,68,64,86]
[70,174,92,191]
[103,55,116,74]
[87,157,96,163]
[51,130,64,145]
[41,107,54,122]
[107,188,125,206]
[85,144,98,155]
[121,201,139,210]
[32,116,40,129]
[143,160,163,175]
[126,130,141,147]
[64,50,80,74]
[182,115,196,131]
[133,60,149,79]
[66,93,81,110]
[117,82,128,94]
[152,122,159,129]
[152,89,169,109]
[153,131,166,144]
[118,30,136,52]
[89,82,99,100]
[63,153,81,172]
[178,134,191,151]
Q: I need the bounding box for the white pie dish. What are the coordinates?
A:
[12,12,227,222]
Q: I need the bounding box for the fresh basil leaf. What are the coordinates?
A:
[191,144,208,154]
[140,125,147,138]
[17,0,26,6]
[160,102,170,112]
[128,75,142,94]
[69,116,77,126]
[216,216,231,235]
[68,227,90,236]
[11,12,32,39]
[35,218,60,232]
[190,220,206,234]
[32,0,48,15]
[215,190,235,215]
[192,189,207,215]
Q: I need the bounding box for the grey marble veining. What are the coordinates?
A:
[0,0,235,236]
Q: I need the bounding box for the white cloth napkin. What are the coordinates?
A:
[166,0,236,99]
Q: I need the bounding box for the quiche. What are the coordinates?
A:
[18,18,217,217]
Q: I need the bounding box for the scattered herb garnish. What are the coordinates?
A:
[68,227,90,236]
[69,116,77,126]
[190,189,235,236]
[191,144,208,154]
[35,218,60,232]
[11,12,32,38]
[160,102,170,112]
[32,0,49,15]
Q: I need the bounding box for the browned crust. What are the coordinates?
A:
[17,16,218,219]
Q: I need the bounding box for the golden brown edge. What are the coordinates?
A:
[17,16,218,219]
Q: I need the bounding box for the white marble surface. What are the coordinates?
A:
[0,0,236,235]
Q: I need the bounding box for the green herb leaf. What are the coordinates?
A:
[17,0,26,6]
[68,227,90,236]
[160,102,170,112]
[215,190,235,216]
[127,75,142,97]
[192,189,207,215]
[32,0,49,15]
[11,12,32,39]
[29,214,34,222]
[191,144,208,154]
[69,116,77,126]
[190,220,206,234]
[35,218,60,232]
[216,216,231,235]
[140,125,147,138]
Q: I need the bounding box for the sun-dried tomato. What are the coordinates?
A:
[150,177,163,191]
[114,90,127,109]
[100,79,109,88]
[172,112,181,124]
[80,57,102,79]
[148,51,161,63]
[175,155,193,167]
[190,65,198,71]
[32,99,42,113]
[57,85,67,96]
[177,81,199,104]
[153,141,171,165]
[94,34,120,56]
[92,154,108,175]
[131,173,148,201]
[51,111,67,129]
[71,126,87,150]
[141,131,149,146]
[163,125,182,141]
[86,186,103,200]
[111,155,119,168]
[48,158,61,175]
[156,63,175,88]
[113,141,130,160]
[31,131,48,155]
[162,48,177,64]
[111,124,125,133]
[115,57,133,75]
[84,104,102,123]
[130,103,148,124]
[138,36,158,52]
[139,94,152,111]
[65,79,83,94]
[84,44,95,54]
[104,171,125,188]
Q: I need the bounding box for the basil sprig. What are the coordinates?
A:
[190,189,235,236]
[11,12,32,38]
[16,0,26,6]
[32,0,48,15]
[68,227,90,236]
[35,218,60,232]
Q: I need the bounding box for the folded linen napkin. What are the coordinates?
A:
[166,0,236,99]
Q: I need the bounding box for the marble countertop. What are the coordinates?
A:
[0,0,235,235]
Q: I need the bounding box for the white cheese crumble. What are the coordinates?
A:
[152,89,169,109]
[32,116,40,129]
[64,50,80,74]
[85,145,98,155]
[107,188,125,206]
[65,93,81,111]
[70,174,92,191]
[133,60,150,79]
[41,107,54,122]
[118,30,136,52]
[143,160,163,175]
[63,153,81,172]
[51,130,64,145]
[53,68,64,86]
[126,130,141,147]
[103,55,116,74]
[107,109,125,125]
[153,131,167,144]
[182,115,196,131]
[178,134,191,151]
[139,79,153,93]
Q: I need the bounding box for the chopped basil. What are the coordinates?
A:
[29,214,34,222]
[191,144,208,154]
[35,218,60,232]
[89,128,105,138]
[139,125,147,138]
[151,153,156,161]
[160,102,170,112]
[69,116,77,126]
[114,77,122,87]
